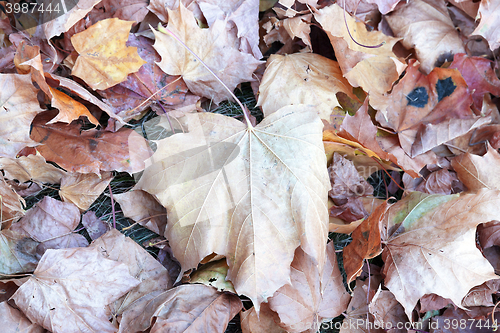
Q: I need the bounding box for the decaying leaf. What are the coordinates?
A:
[471,0,500,52]
[371,60,489,157]
[152,3,261,104]
[114,189,167,235]
[12,247,140,333]
[386,0,465,74]
[190,258,235,293]
[31,111,153,174]
[0,154,66,184]
[315,3,405,95]
[59,172,113,211]
[257,53,356,120]
[452,144,500,191]
[90,229,171,316]
[268,243,350,333]
[0,229,39,275]
[381,190,500,319]
[71,18,146,90]
[137,106,330,310]
[10,196,88,251]
[118,284,242,333]
[0,74,44,158]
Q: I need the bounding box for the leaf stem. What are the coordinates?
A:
[156,24,253,128]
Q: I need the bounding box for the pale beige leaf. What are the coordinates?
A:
[59,172,113,211]
[10,196,88,252]
[451,144,500,191]
[0,74,44,158]
[314,3,405,94]
[0,230,39,275]
[368,288,409,332]
[471,0,500,52]
[137,106,330,309]
[0,154,66,184]
[90,229,171,316]
[152,2,261,104]
[268,242,350,333]
[257,53,355,120]
[0,178,25,228]
[381,190,500,320]
[114,189,167,235]
[385,0,465,74]
[12,247,140,333]
[0,301,44,333]
[119,284,242,333]
[240,302,286,333]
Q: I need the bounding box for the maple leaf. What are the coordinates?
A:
[240,302,287,333]
[71,18,147,90]
[257,53,356,120]
[152,3,261,104]
[118,284,242,333]
[97,34,189,122]
[114,190,167,235]
[0,178,25,229]
[30,111,152,174]
[89,229,171,316]
[371,60,489,157]
[0,74,45,158]
[137,106,330,309]
[14,41,100,126]
[0,301,44,333]
[268,243,350,333]
[380,190,500,320]
[449,53,500,111]
[385,0,465,74]
[471,0,500,52]
[10,196,88,251]
[11,247,140,333]
[59,172,113,211]
[451,144,500,191]
[0,229,39,275]
[314,3,405,95]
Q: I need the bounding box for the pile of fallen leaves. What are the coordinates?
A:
[2,0,500,332]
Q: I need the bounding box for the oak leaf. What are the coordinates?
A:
[385,0,465,74]
[71,18,147,90]
[152,3,261,104]
[268,243,351,333]
[11,247,140,333]
[257,53,356,120]
[137,106,330,309]
[0,74,44,158]
[380,190,500,320]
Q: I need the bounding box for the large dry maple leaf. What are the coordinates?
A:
[136,105,330,310]
[152,2,261,104]
[380,189,500,320]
